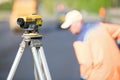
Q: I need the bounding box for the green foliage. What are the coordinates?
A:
[61,0,112,12]
[0,1,13,11]
[42,0,55,14]
[0,0,112,13]
[41,0,112,14]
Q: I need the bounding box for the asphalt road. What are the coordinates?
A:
[0,20,80,80]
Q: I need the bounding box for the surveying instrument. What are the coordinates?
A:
[7,14,52,80]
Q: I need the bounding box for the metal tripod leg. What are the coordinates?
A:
[7,40,26,80]
[34,46,52,80]
[31,47,45,80]
[34,48,41,80]
[31,46,52,80]
[34,64,40,80]
[38,46,52,80]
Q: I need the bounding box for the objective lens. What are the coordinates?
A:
[17,18,25,28]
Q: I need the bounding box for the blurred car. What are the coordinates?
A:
[9,0,38,32]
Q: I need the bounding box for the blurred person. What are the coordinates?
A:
[9,0,38,32]
[99,6,106,22]
[57,3,65,11]
[61,10,120,80]
[55,3,69,29]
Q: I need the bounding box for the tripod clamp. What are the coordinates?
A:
[22,33,43,48]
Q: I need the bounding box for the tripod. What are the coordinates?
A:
[7,33,52,80]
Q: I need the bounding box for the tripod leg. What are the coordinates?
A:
[34,48,43,80]
[34,64,40,80]
[31,47,45,80]
[7,40,26,80]
[38,46,52,80]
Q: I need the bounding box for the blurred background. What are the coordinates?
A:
[0,0,120,80]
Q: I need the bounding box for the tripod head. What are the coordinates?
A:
[17,14,42,33]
